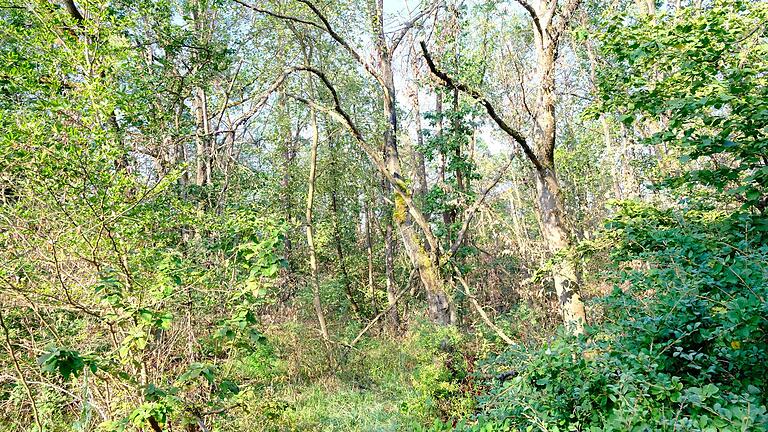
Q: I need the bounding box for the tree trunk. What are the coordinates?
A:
[381,72,401,330]
[408,61,428,198]
[305,110,330,342]
[365,0,453,326]
[194,87,211,186]
[398,221,451,325]
[372,0,402,331]
[532,30,586,335]
[533,169,585,334]
[364,199,376,312]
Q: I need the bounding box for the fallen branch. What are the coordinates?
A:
[348,279,412,347]
[452,266,515,345]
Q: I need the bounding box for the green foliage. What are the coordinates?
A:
[5,0,768,430]
[403,322,476,424]
[594,0,768,210]
[37,347,97,381]
[448,6,768,427]
[462,202,768,431]
[204,320,485,431]
[421,101,482,247]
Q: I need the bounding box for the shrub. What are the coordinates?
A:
[463,202,768,431]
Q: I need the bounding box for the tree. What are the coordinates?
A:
[422,0,587,334]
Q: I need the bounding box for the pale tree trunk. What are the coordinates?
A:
[371,0,401,331]
[194,87,212,186]
[369,0,453,327]
[619,122,641,199]
[191,0,212,187]
[173,102,190,189]
[532,12,586,335]
[450,3,464,197]
[635,0,656,15]
[381,68,402,331]
[305,110,330,341]
[364,199,376,312]
[407,43,428,199]
[383,220,399,330]
[603,117,624,199]
[448,6,463,325]
[377,28,399,329]
[533,170,585,334]
[418,22,457,326]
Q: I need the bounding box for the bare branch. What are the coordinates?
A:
[294,0,385,84]
[230,68,296,131]
[448,155,514,257]
[215,57,243,131]
[348,282,410,347]
[0,310,43,430]
[232,0,325,31]
[452,266,515,345]
[390,1,441,53]
[233,0,388,88]
[420,41,543,172]
[512,0,543,37]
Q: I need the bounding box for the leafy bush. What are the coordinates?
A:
[402,321,477,425]
[461,203,768,431]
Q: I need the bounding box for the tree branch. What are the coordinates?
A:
[348,283,410,347]
[232,0,325,31]
[389,1,440,53]
[512,0,543,37]
[553,0,583,39]
[294,0,385,84]
[452,266,515,345]
[420,41,543,172]
[233,0,388,89]
[448,155,514,257]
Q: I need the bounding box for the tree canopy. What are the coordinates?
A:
[1,0,766,430]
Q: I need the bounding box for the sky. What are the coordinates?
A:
[383,0,415,16]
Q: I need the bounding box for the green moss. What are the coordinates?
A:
[393,193,407,224]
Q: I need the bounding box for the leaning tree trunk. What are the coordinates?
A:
[380,43,452,326]
[396,212,451,325]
